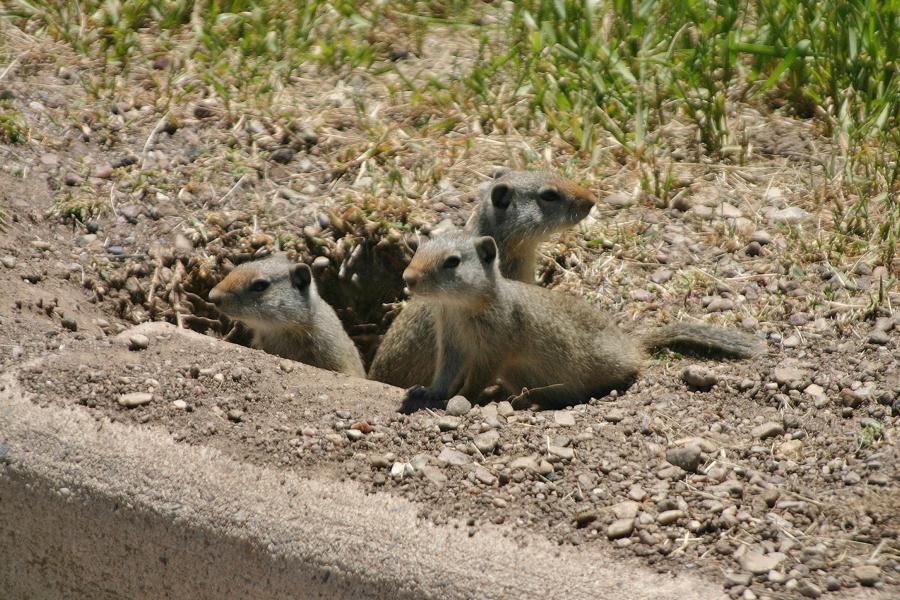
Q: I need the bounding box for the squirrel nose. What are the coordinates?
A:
[403,269,421,291]
[208,287,224,305]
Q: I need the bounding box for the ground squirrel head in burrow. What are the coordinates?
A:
[208,253,365,377]
[466,168,596,281]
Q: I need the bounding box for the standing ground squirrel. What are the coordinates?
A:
[208,253,365,377]
[400,234,764,411]
[368,168,597,387]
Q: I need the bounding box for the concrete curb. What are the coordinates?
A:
[1,324,723,599]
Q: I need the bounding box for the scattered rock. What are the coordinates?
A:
[553,411,576,426]
[773,367,806,386]
[227,409,244,423]
[548,445,574,460]
[445,396,471,417]
[473,466,496,485]
[852,565,880,586]
[666,445,702,473]
[118,392,153,408]
[603,408,626,423]
[496,401,514,417]
[61,317,78,332]
[437,416,460,431]
[627,484,647,502]
[797,579,822,598]
[612,501,640,520]
[657,510,684,525]
[868,329,891,345]
[437,447,470,466]
[172,400,187,410]
[740,551,785,575]
[128,333,150,351]
[473,430,499,455]
[1,256,16,269]
[751,230,772,244]
[607,518,635,540]
[650,268,672,284]
[574,511,598,528]
[420,466,447,486]
[682,365,718,388]
[752,422,784,440]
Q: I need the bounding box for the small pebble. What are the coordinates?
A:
[128,333,150,351]
[227,409,244,423]
[852,565,880,586]
[61,317,78,332]
[752,422,784,440]
[172,400,187,410]
[437,416,460,431]
[868,330,890,345]
[682,365,718,388]
[553,411,576,426]
[118,392,153,408]
[666,445,702,473]
[574,511,598,528]
[446,396,471,417]
[607,518,635,540]
[657,510,684,525]
[473,430,499,455]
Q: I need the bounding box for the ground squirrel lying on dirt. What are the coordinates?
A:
[208,253,365,377]
[368,168,597,387]
[400,234,764,412]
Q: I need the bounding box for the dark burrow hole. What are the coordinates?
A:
[72,199,568,375]
[186,237,415,368]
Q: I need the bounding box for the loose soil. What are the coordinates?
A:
[1,26,898,600]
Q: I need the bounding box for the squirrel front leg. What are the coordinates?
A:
[401,321,466,411]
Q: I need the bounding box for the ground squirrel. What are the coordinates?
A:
[368,168,597,387]
[400,234,764,411]
[208,253,366,377]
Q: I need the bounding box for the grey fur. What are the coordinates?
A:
[208,254,365,377]
[369,170,596,388]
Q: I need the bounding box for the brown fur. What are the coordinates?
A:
[369,169,596,388]
[400,234,762,413]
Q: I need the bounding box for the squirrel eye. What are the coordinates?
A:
[539,188,562,202]
[249,279,270,292]
[442,256,461,269]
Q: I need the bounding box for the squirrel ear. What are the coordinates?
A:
[474,236,498,264]
[289,263,312,289]
[490,183,511,209]
[491,166,511,179]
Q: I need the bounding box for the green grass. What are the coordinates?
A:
[4,0,898,265]
[0,104,27,143]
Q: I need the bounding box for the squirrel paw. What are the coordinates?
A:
[399,386,444,414]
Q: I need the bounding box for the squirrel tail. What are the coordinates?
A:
[640,323,764,358]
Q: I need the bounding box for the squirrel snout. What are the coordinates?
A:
[208,287,225,306]
[403,268,422,291]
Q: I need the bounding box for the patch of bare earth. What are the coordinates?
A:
[1,21,898,600]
